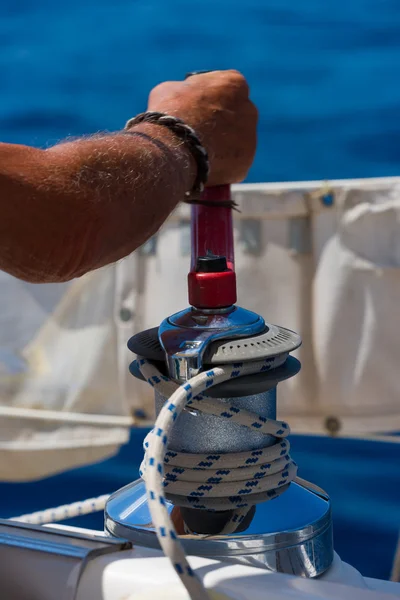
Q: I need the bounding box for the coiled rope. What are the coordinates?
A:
[13,354,297,600]
[137,355,297,600]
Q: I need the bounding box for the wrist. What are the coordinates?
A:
[124,122,197,192]
[124,112,209,198]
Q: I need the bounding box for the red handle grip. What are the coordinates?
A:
[188,185,237,309]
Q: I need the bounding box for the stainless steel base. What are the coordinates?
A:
[104,477,333,578]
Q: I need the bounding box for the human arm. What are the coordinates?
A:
[0,70,257,283]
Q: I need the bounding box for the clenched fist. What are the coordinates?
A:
[147,70,258,186]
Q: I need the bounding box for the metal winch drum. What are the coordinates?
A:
[105,185,334,578]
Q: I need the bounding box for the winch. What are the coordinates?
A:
[104,184,334,592]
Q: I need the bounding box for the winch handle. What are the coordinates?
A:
[188,184,237,309]
[185,71,237,309]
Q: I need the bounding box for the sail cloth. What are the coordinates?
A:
[0,177,399,481]
[241,178,400,436]
[0,258,139,481]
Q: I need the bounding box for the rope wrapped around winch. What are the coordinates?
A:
[138,355,297,600]
[12,354,298,600]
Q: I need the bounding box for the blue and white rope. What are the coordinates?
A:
[12,354,297,600]
[138,355,297,600]
[13,494,110,525]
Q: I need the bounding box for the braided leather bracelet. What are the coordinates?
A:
[125,111,209,200]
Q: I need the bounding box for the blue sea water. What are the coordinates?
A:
[0,0,399,583]
[1,0,400,182]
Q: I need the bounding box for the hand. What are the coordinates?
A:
[147,70,258,186]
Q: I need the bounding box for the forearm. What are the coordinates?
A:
[0,124,195,282]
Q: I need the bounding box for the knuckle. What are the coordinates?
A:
[149,81,178,97]
[226,69,245,80]
[150,82,166,95]
[211,70,249,92]
[227,70,249,89]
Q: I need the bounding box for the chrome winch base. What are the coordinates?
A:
[104,477,333,578]
[105,304,334,578]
